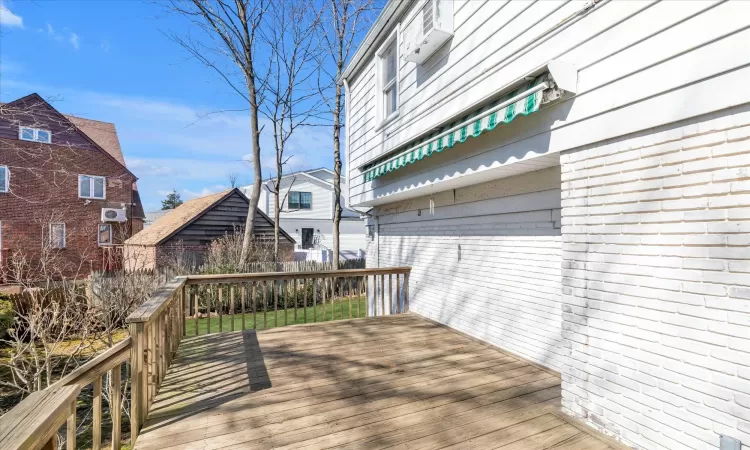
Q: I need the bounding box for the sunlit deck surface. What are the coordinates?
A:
[135,314,621,450]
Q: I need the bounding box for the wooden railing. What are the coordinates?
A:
[182,267,411,335]
[0,337,132,450]
[0,267,410,449]
[125,277,187,444]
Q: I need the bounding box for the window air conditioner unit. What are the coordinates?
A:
[403,0,453,65]
[101,208,127,223]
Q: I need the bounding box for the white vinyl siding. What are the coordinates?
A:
[0,166,8,193]
[370,168,563,371]
[79,175,106,200]
[347,1,750,207]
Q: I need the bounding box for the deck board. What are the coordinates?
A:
[135,315,621,450]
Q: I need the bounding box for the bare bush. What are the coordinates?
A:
[203,228,274,274]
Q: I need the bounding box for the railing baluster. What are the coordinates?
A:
[380,274,385,317]
[66,402,76,450]
[322,278,327,320]
[389,274,393,315]
[218,286,224,333]
[274,280,279,328]
[111,363,122,450]
[405,272,410,312]
[263,280,268,330]
[339,277,344,319]
[194,289,199,337]
[230,285,235,332]
[294,278,298,325]
[241,284,247,331]
[396,274,401,314]
[348,277,352,319]
[303,278,308,324]
[207,287,212,334]
[252,282,257,330]
[313,278,318,322]
[92,375,102,450]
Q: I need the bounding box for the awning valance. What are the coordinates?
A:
[364,76,549,182]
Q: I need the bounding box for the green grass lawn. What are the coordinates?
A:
[185,296,368,336]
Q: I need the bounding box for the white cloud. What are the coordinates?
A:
[182,185,228,199]
[69,32,79,50]
[0,3,23,28]
[0,78,335,207]
[42,23,80,49]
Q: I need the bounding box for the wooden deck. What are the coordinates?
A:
[135,314,621,450]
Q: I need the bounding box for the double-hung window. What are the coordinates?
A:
[50,223,66,249]
[288,191,312,210]
[79,175,106,200]
[377,28,400,123]
[0,166,8,193]
[19,127,52,143]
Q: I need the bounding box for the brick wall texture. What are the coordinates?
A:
[0,138,137,278]
[560,111,750,450]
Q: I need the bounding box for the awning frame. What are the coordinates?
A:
[360,59,578,182]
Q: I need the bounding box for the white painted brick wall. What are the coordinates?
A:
[373,186,564,372]
[561,111,750,450]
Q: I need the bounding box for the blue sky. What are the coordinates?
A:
[0,0,341,211]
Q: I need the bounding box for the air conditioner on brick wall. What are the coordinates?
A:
[101,208,127,223]
[403,0,453,65]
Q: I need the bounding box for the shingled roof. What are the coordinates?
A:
[65,114,146,218]
[124,188,293,247]
[125,190,229,246]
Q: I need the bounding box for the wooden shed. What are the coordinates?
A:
[123,188,295,270]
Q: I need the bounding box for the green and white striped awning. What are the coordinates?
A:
[363,77,548,182]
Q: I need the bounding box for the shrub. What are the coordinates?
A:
[0,294,13,339]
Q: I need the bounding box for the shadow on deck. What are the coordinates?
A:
[134,314,622,450]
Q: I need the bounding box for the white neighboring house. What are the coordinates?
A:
[344,1,750,449]
[243,168,367,261]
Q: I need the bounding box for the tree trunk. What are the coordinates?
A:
[241,79,263,266]
[332,83,342,270]
[273,182,280,262]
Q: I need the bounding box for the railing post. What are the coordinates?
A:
[181,284,187,338]
[129,322,144,444]
[111,363,122,450]
[406,272,410,312]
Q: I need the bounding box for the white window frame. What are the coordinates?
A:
[376,25,401,127]
[78,174,107,200]
[19,126,52,144]
[0,165,8,193]
[98,223,113,246]
[288,191,312,210]
[49,223,66,249]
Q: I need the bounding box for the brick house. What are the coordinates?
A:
[0,93,145,280]
[124,188,294,271]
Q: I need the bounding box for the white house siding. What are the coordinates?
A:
[281,218,367,254]
[348,0,750,207]
[370,167,565,371]
[258,177,333,220]
[560,106,750,450]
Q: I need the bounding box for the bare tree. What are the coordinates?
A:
[166,0,269,265]
[227,172,240,188]
[261,0,324,261]
[317,0,379,269]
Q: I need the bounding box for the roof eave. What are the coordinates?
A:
[338,0,408,84]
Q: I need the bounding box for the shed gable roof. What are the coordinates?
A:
[125,188,293,246]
